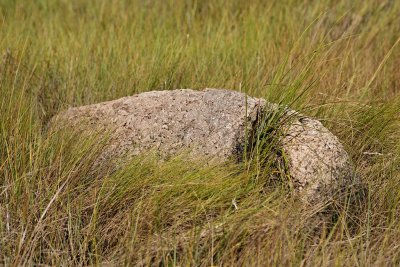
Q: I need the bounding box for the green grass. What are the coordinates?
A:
[1,0,400,265]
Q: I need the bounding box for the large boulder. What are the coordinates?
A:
[51,88,356,203]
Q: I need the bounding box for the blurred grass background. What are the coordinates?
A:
[0,0,399,265]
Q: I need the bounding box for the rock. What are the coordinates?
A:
[281,113,355,203]
[52,89,266,162]
[50,88,356,203]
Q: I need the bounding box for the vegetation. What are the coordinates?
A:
[1,0,399,265]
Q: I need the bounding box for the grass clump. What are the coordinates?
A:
[1,0,400,265]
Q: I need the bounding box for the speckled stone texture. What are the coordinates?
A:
[51,89,266,162]
[51,88,355,203]
[281,113,355,203]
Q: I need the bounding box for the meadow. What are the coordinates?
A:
[0,0,399,265]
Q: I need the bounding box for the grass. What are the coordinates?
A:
[0,0,400,265]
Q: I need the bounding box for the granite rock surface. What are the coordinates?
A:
[51,88,356,203]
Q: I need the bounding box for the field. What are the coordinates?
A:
[1,0,400,265]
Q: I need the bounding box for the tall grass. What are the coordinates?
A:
[0,0,399,265]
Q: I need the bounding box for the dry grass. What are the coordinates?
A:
[0,0,400,265]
